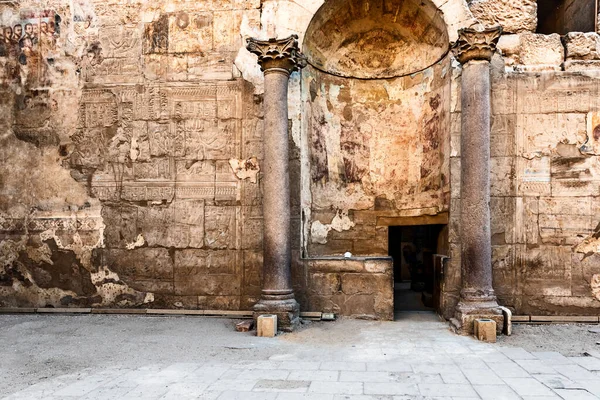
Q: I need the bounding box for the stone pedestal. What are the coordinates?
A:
[246,36,306,332]
[453,27,504,335]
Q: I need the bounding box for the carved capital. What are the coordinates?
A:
[246,35,307,74]
[454,27,503,64]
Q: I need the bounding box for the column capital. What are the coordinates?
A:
[454,26,502,64]
[246,35,307,74]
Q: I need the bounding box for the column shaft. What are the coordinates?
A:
[262,70,293,299]
[460,61,493,299]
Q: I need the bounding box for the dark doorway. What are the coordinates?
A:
[537,0,596,34]
[389,225,445,315]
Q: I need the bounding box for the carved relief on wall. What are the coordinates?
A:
[74,82,243,206]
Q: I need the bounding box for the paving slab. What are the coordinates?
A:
[462,368,504,385]
[553,389,598,400]
[486,362,531,378]
[533,374,586,390]
[309,381,363,395]
[515,359,558,375]
[503,377,557,396]
[570,357,600,371]
[418,383,479,397]
[364,382,419,396]
[473,384,521,400]
[553,364,600,381]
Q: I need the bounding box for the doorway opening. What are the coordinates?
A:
[389,225,445,316]
[536,0,597,34]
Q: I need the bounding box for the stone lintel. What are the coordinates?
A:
[246,35,307,74]
[454,26,503,64]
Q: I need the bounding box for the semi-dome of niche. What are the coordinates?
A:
[303,0,450,79]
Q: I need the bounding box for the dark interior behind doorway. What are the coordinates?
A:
[389,225,445,313]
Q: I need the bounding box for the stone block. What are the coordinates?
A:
[257,314,277,337]
[519,246,572,297]
[308,258,364,273]
[491,157,516,197]
[497,34,522,66]
[97,248,173,280]
[236,319,254,332]
[468,0,537,33]
[309,273,341,295]
[331,293,377,318]
[564,33,600,61]
[204,206,237,249]
[492,245,517,298]
[308,240,354,257]
[474,319,497,343]
[490,115,517,156]
[364,259,392,274]
[563,60,600,72]
[353,238,387,256]
[341,274,374,295]
[517,33,564,70]
[198,295,241,310]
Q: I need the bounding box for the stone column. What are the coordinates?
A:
[453,27,504,335]
[246,35,306,332]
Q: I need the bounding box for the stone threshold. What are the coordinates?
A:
[513,315,600,323]
[0,308,325,320]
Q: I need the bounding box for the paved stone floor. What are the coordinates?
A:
[2,312,600,399]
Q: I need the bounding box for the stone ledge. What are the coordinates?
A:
[306,256,393,274]
[0,308,329,320]
[509,315,600,323]
[36,308,92,313]
[530,315,600,323]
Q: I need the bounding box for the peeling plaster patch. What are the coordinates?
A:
[592,274,600,301]
[310,209,355,243]
[311,220,330,244]
[126,234,146,250]
[229,157,260,183]
[330,209,355,232]
[144,293,154,303]
[312,181,375,210]
[90,266,149,307]
[235,49,264,94]
[576,223,600,255]
[34,210,105,270]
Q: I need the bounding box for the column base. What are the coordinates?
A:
[253,298,300,333]
[451,298,504,336]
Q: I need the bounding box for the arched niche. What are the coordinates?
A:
[299,0,453,258]
[259,0,477,47]
[303,0,449,79]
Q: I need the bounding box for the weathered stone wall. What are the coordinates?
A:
[1,0,600,319]
[0,0,266,310]
[445,68,600,318]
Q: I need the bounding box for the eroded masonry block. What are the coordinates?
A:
[468,0,537,33]
[498,33,564,70]
[565,33,600,60]
[257,314,277,337]
[474,319,497,343]
[564,33,600,71]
